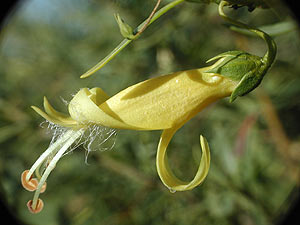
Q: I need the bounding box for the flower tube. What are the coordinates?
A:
[22,59,240,213]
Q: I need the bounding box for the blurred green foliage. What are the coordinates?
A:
[0,0,300,224]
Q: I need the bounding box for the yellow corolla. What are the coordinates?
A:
[21,60,239,213]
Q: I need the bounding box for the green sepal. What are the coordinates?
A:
[206,50,244,64]
[229,70,262,102]
[205,51,262,81]
[205,51,264,102]
[205,51,246,77]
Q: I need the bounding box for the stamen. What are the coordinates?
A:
[25,129,77,181]
[30,129,84,211]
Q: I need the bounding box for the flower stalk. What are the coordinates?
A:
[205,1,277,102]
[219,1,276,68]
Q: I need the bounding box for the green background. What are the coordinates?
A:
[0,0,299,224]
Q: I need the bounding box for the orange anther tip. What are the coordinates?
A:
[30,178,47,193]
[21,170,37,192]
[21,170,32,180]
[27,199,44,214]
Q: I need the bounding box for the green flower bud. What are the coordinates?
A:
[114,13,135,40]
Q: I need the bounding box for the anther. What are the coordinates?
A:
[21,170,47,192]
[27,198,44,214]
[21,170,37,192]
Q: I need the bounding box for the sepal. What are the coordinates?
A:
[205,51,264,102]
[229,70,262,102]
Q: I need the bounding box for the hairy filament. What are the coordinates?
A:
[26,129,76,181]
[30,129,84,210]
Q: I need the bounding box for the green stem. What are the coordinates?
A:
[80,0,186,78]
[218,1,276,68]
[134,0,162,37]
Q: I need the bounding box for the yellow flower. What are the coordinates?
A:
[22,62,238,213]
[21,0,277,213]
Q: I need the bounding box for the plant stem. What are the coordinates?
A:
[218,1,276,68]
[80,0,186,78]
[134,0,162,37]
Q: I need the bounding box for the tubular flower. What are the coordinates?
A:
[21,1,277,213]
[22,58,242,213]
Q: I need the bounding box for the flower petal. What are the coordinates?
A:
[69,69,237,130]
[156,125,210,191]
[43,97,76,124]
[68,88,141,129]
[31,105,77,127]
[31,97,78,127]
